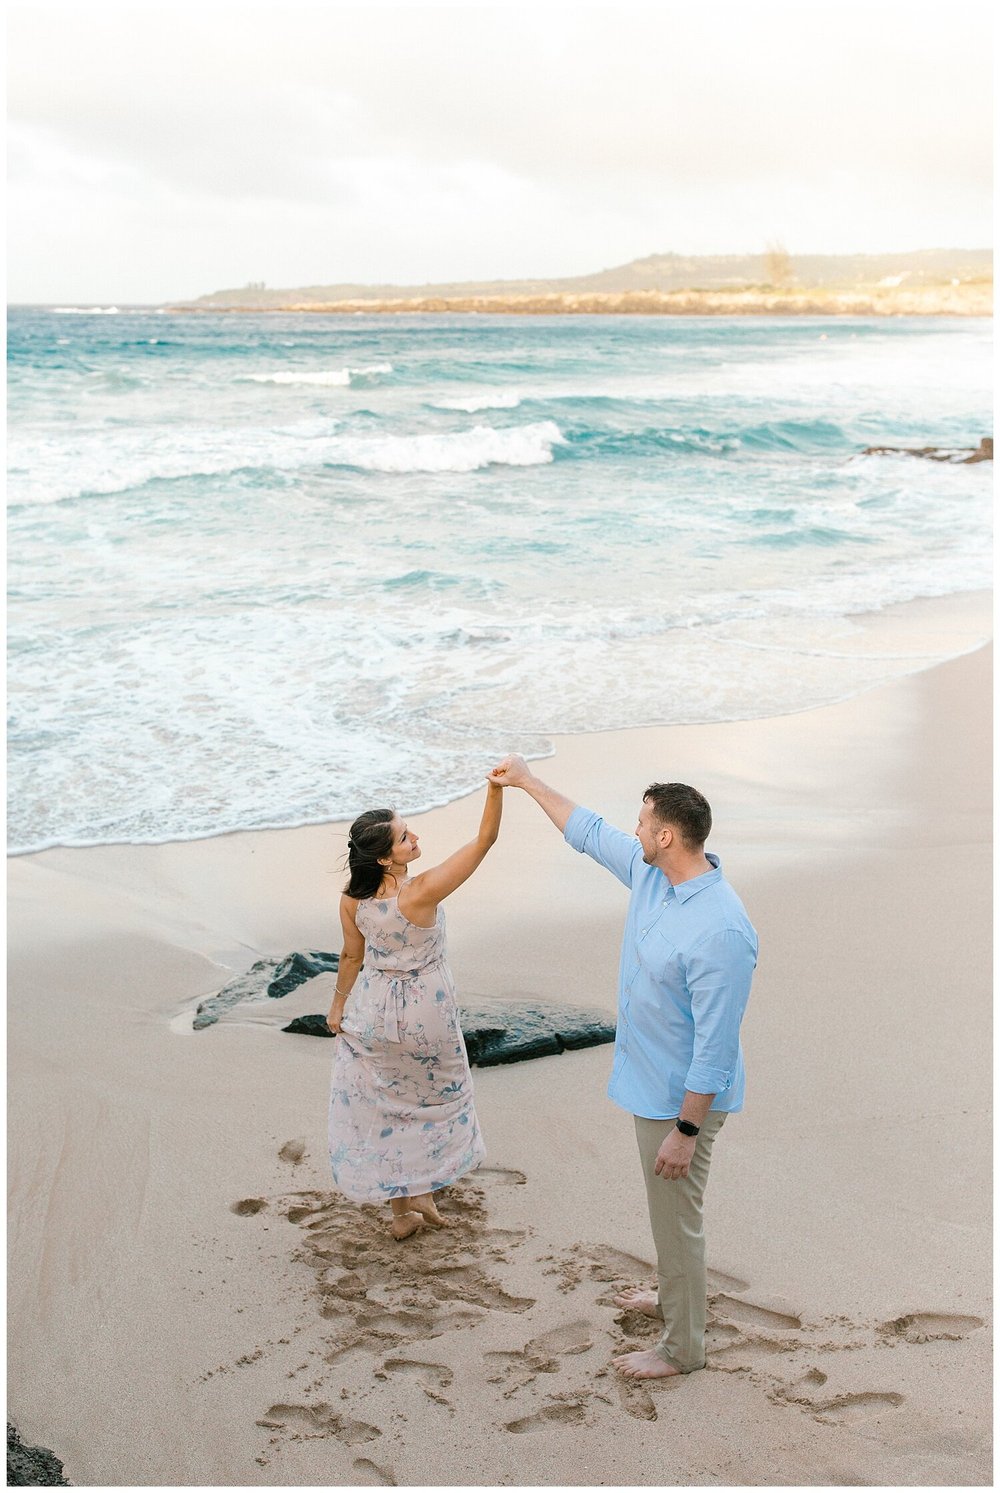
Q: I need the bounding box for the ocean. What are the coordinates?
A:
[7,308,992,854]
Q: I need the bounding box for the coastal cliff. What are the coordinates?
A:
[175,248,992,316]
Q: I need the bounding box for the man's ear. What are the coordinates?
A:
[659,824,674,847]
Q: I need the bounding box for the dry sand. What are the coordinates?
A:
[7,643,992,1487]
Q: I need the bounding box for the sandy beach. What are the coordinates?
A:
[7,639,992,1488]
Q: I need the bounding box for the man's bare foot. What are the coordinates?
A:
[407,1194,450,1228]
[612,1287,662,1319]
[613,1349,681,1379]
[390,1211,424,1240]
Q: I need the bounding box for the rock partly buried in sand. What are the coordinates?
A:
[194,950,340,1028]
[7,1424,70,1486]
[195,954,616,1064]
[283,1013,338,1037]
[459,1002,616,1066]
[283,1000,616,1066]
[862,436,992,463]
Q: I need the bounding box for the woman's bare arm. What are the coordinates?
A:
[327,895,365,1033]
[399,782,503,924]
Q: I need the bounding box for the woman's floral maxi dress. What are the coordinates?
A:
[328,895,485,1202]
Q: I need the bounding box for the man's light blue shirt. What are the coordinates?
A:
[564,806,758,1120]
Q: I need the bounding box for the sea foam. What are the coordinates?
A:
[432,391,523,412]
[326,420,565,473]
[7,418,566,506]
[7,307,991,853]
[243,363,394,387]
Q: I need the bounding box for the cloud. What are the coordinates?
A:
[7,0,993,301]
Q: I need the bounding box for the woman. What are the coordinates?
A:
[327,780,502,1239]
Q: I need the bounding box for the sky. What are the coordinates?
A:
[7,0,994,303]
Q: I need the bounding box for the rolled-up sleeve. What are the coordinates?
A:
[684,928,757,1094]
[564,806,640,889]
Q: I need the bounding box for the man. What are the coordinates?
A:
[489,755,758,1380]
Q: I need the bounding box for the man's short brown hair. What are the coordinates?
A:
[643,782,712,850]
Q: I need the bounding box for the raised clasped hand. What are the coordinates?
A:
[487,754,530,788]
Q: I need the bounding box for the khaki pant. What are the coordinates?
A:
[633,1110,728,1373]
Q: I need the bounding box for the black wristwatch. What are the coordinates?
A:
[675,1118,700,1137]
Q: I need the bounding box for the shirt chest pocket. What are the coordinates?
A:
[636,923,683,980]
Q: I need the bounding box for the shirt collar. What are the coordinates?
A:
[666,851,721,902]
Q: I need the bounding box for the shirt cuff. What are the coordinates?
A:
[684,1062,733,1094]
[563,805,596,852]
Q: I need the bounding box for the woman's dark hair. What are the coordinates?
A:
[344,808,396,899]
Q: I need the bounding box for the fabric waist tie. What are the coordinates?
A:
[375,973,408,1043]
[369,960,444,1044]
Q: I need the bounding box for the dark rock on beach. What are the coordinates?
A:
[282,1000,616,1066]
[862,435,992,463]
[267,950,340,999]
[194,950,339,1028]
[459,1002,617,1066]
[7,1424,70,1486]
[283,1012,337,1038]
[196,953,615,1064]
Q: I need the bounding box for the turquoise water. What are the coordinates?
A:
[7,309,992,852]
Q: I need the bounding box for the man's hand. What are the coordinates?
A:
[653,1128,697,1181]
[488,757,577,832]
[489,754,532,788]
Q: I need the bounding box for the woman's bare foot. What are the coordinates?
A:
[390,1210,424,1240]
[407,1193,450,1228]
[612,1287,662,1319]
[613,1349,681,1379]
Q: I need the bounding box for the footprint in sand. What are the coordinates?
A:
[706,1267,750,1293]
[487,1228,531,1249]
[484,1350,537,1397]
[425,1265,535,1316]
[355,1305,485,1342]
[231,1197,267,1216]
[257,1403,381,1445]
[710,1334,800,1370]
[262,1179,538,1361]
[877,1312,984,1345]
[542,1242,658,1294]
[614,1374,658,1422]
[709,1294,802,1332]
[504,1398,590,1434]
[811,1391,905,1426]
[476,1165,527,1186]
[353,1458,397,1486]
[768,1376,905,1427]
[523,1319,595,1368]
[381,1358,454,1409]
[705,1321,742,1352]
[278,1139,307,1165]
[707,1300,807,1374]
[486,1317,595,1392]
[583,1244,657,1283]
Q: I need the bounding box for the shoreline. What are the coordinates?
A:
[7,588,992,861]
[7,638,992,1485]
